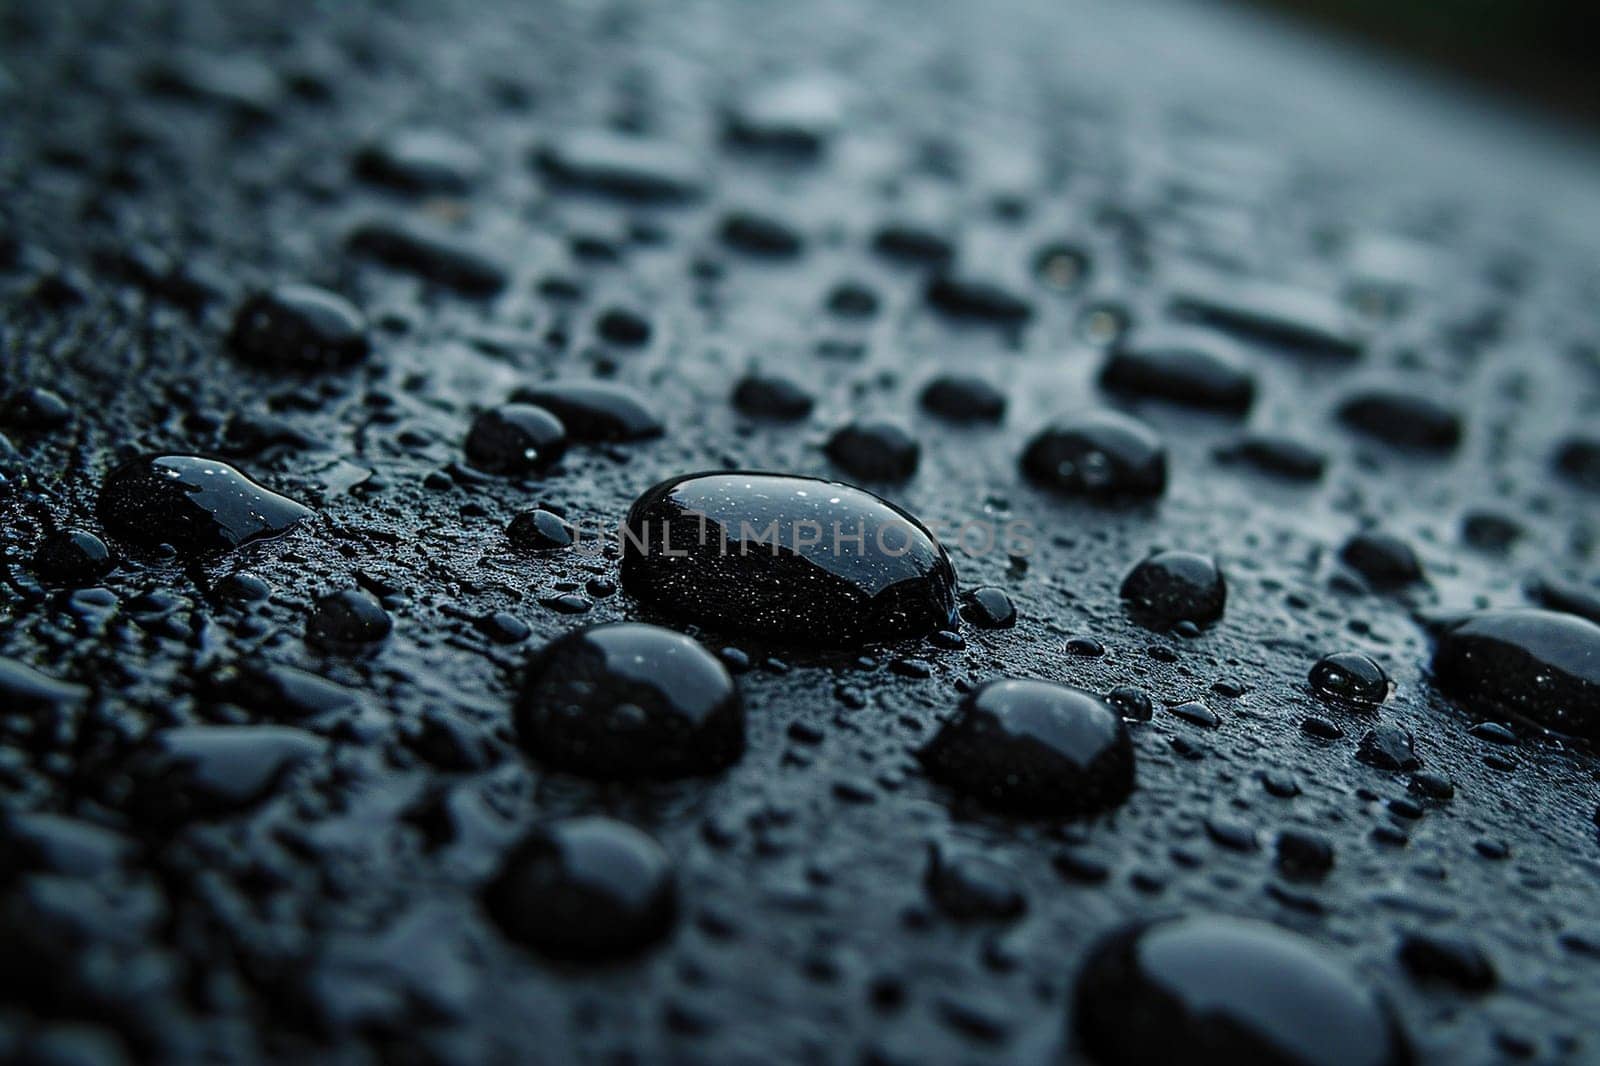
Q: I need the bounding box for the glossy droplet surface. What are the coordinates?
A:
[1340,531,1423,589]
[516,623,743,779]
[1074,916,1410,1066]
[30,529,113,587]
[1099,328,1256,415]
[919,375,1006,423]
[484,816,676,960]
[960,586,1017,629]
[1022,412,1166,502]
[1431,609,1600,741]
[129,726,325,821]
[824,420,920,482]
[463,404,567,474]
[1337,387,1462,453]
[1120,551,1226,629]
[228,285,370,372]
[307,589,392,651]
[1310,652,1390,706]
[509,381,663,442]
[620,472,958,647]
[98,455,311,556]
[919,679,1134,815]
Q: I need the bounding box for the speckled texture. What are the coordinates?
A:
[2,0,1600,1062]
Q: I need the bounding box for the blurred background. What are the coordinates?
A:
[1244,0,1600,127]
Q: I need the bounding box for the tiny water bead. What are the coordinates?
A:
[1120,551,1225,630]
[463,404,567,475]
[30,529,114,587]
[98,455,312,556]
[1073,916,1410,1066]
[1430,609,1600,741]
[228,285,370,372]
[1021,412,1166,502]
[1309,652,1391,706]
[353,128,482,194]
[919,679,1134,815]
[345,217,510,296]
[484,816,676,960]
[621,472,958,646]
[515,623,743,779]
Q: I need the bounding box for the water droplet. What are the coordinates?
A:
[1309,652,1390,706]
[925,841,1025,921]
[1021,412,1166,502]
[129,726,325,821]
[228,285,370,372]
[919,679,1134,815]
[508,381,663,442]
[307,588,392,651]
[595,306,652,346]
[346,217,509,296]
[1336,387,1462,453]
[1340,531,1424,589]
[1553,435,1600,492]
[1431,609,1600,741]
[463,404,567,475]
[1215,433,1327,482]
[353,128,482,194]
[1171,280,1364,359]
[535,130,704,203]
[732,373,815,420]
[515,623,743,779]
[1120,551,1225,629]
[1032,243,1090,292]
[925,272,1032,324]
[1074,916,1410,1066]
[30,529,113,587]
[919,376,1006,423]
[484,816,676,960]
[960,586,1017,629]
[1099,328,1255,414]
[1397,932,1496,993]
[1356,724,1419,771]
[620,472,958,646]
[98,455,311,556]
[824,420,920,482]
[719,209,805,257]
[1106,685,1153,721]
[2,386,71,431]
[723,75,843,157]
[506,509,574,551]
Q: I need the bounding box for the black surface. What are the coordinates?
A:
[2,0,1600,1063]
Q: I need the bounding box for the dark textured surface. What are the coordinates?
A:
[2,0,1600,1063]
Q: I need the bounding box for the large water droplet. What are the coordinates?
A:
[620,472,958,647]
[1431,609,1600,741]
[98,455,312,556]
[1073,916,1410,1065]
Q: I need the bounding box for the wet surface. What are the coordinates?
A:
[3,0,1600,1061]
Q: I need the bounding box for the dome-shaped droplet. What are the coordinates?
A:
[1074,916,1410,1066]
[824,420,920,482]
[98,455,311,556]
[1430,609,1600,741]
[30,529,114,587]
[463,404,567,475]
[484,816,676,960]
[620,472,958,647]
[1310,652,1391,706]
[307,588,392,651]
[1120,551,1225,629]
[919,679,1134,815]
[1021,412,1166,502]
[229,285,369,372]
[515,623,743,779]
